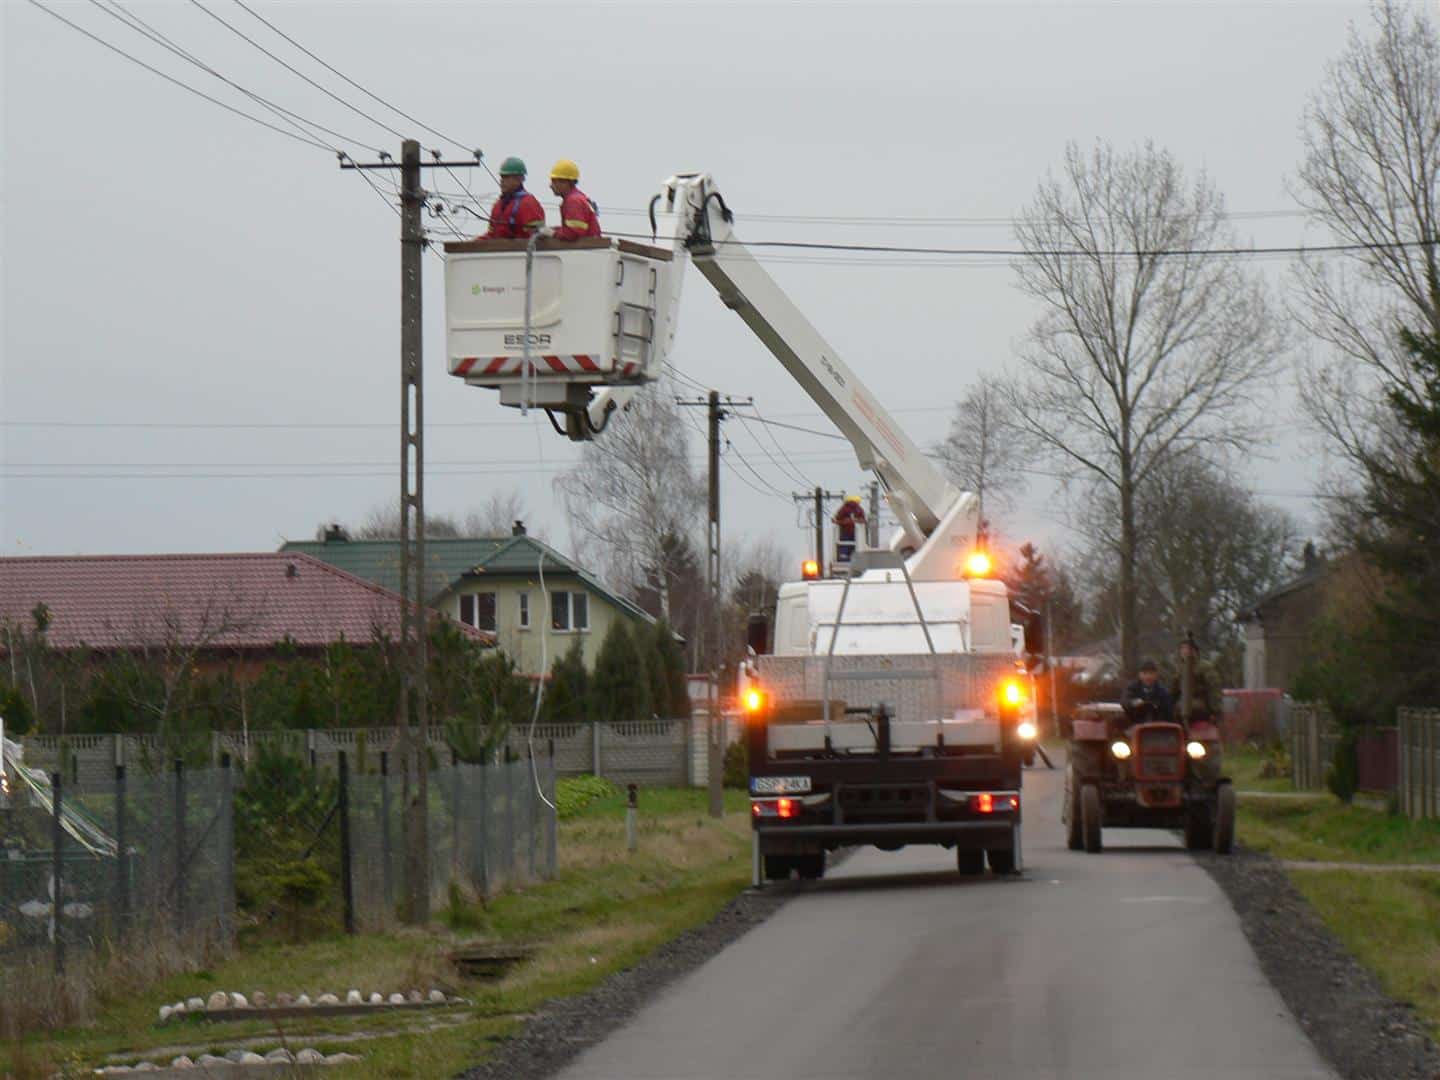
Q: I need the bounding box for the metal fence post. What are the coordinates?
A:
[592,721,601,779]
[626,783,638,853]
[338,751,355,935]
[547,748,558,878]
[51,771,65,976]
[528,748,538,881]
[477,758,490,897]
[174,758,186,938]
[114,759,128,940]
[380,750,394,915]
[451,751,462,879]
[220,754,235,941]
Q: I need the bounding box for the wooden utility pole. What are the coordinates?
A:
[341,141,480,923]
[792,488,846,575]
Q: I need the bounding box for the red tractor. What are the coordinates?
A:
[1063,702,1234,854]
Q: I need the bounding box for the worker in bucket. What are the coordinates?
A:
[832,494,866,565]
[548,159,602,241]
[479,157,546,240]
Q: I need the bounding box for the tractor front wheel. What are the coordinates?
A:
[1214,783,1236,854]
[1066,773,1084,851]
[1185,805,1213,850]
[1081,784,1103,853]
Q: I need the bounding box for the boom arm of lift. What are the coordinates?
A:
[587,173,978,574]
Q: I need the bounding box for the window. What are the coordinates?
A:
[518,592,530,629]
[551,591,590,632]
[460,592,496,632]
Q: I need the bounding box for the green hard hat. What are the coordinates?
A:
[498,156,527,176]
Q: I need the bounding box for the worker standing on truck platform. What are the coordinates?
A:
[548,159,602,240]
[479,157,546,240]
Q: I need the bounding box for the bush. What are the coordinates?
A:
[589,622,653,724]
[556,774,620,819]
[723,739,748,789]
[1326,733,1359,804]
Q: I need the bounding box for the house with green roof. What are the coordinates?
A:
[280,525,656,675]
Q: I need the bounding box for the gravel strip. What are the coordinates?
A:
[460,887,790,1080]
[1199,848,1440,1080]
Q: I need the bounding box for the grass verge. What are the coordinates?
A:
[1224,745,1299,794]
[3,785,753,1079]
[1237,791,1440,864]
[1287,869,1440,1042]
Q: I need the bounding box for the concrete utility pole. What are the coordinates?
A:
[867,481,881,549]
[398,138,430,925]
[792,488,846,576]
[339,142,482,925]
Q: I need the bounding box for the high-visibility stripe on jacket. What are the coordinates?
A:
[553,188,601,241]
[484,189,545,239]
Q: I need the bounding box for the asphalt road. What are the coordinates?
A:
[555,760,1338,1080]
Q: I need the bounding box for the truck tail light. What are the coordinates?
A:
[777,797,797,819]
[751,797,800,819]
[971,793,1018,814]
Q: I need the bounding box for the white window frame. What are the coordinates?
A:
[518,591,530,630]
[550,590,591,633]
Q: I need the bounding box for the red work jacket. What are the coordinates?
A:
[554,188,602,240]
[484,189,546,239]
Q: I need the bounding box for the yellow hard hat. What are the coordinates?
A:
[550,159,581,181]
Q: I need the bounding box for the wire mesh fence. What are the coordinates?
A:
[345,752,558,929]
[0,761,235,972]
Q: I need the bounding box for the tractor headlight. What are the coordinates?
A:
[1111,740,1132,760]
[1186,740,1207,760]
[1017,721,1038,741]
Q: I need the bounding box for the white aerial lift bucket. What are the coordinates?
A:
[443,237,676,436]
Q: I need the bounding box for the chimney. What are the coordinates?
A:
[324,523,350,543]
[512,520,527,536]
[1303,541,1318,572]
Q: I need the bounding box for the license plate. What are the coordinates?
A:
[750,775,812,795]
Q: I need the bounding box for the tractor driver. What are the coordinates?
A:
[1121,659,1174,725]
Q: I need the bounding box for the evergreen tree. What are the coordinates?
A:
[647,620,690,718]
[543,638,590,725]
[589,621,653,724]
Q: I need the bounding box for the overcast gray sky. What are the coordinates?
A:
[2,0,1378,574]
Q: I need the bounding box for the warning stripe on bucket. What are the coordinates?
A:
[453,355,603,377]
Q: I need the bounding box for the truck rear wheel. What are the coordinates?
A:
[1213,783,1236,854]
[1081,784,1103,853]
[956,849,985,875]
[763,855,794,881]
[796,853,825,880]
[986,848,1017,875]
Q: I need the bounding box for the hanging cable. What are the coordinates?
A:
[229,0,475,154]
[25,0,331,152]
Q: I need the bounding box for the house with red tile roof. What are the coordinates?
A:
[0,552,491,676]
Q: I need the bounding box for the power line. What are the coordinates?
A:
[187,0,407,143]
[24,0,330,152]
[91,0,372,150]
[229,0,474,155]
[731,407,813,489]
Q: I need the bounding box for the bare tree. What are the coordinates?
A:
[1005,140,1283,672]
[350,506,464,540]
[461,490,529,537]
[1293,0,1440,479]
[934,382,1028,536]
[556,381,704,619]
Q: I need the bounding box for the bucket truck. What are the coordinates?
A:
[444,173,1037,883]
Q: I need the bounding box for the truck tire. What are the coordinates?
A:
[987,848,1017,875]
[1066,776,1083,851]
[956,849,985,875]
[1184,805,1213,850]
[796,853,825,880]
[763,855,794,881]
[1081,784,1103,853]
[1213,783,1236,854]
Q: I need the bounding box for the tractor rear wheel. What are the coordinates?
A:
[956,849,985,875]
[1081,784,1103,853]
[1066,774,1084,851]
[1214,783,1236,854]
[1184,805,1213,850]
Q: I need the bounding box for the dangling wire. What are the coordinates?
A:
[527,544,556,811]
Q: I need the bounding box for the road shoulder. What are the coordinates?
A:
[1200,849,1440,1080]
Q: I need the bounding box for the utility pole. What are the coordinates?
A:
[792,488,846,575]
[340,141,482,925]
[679,391,747,819]
[867,481,881,550]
